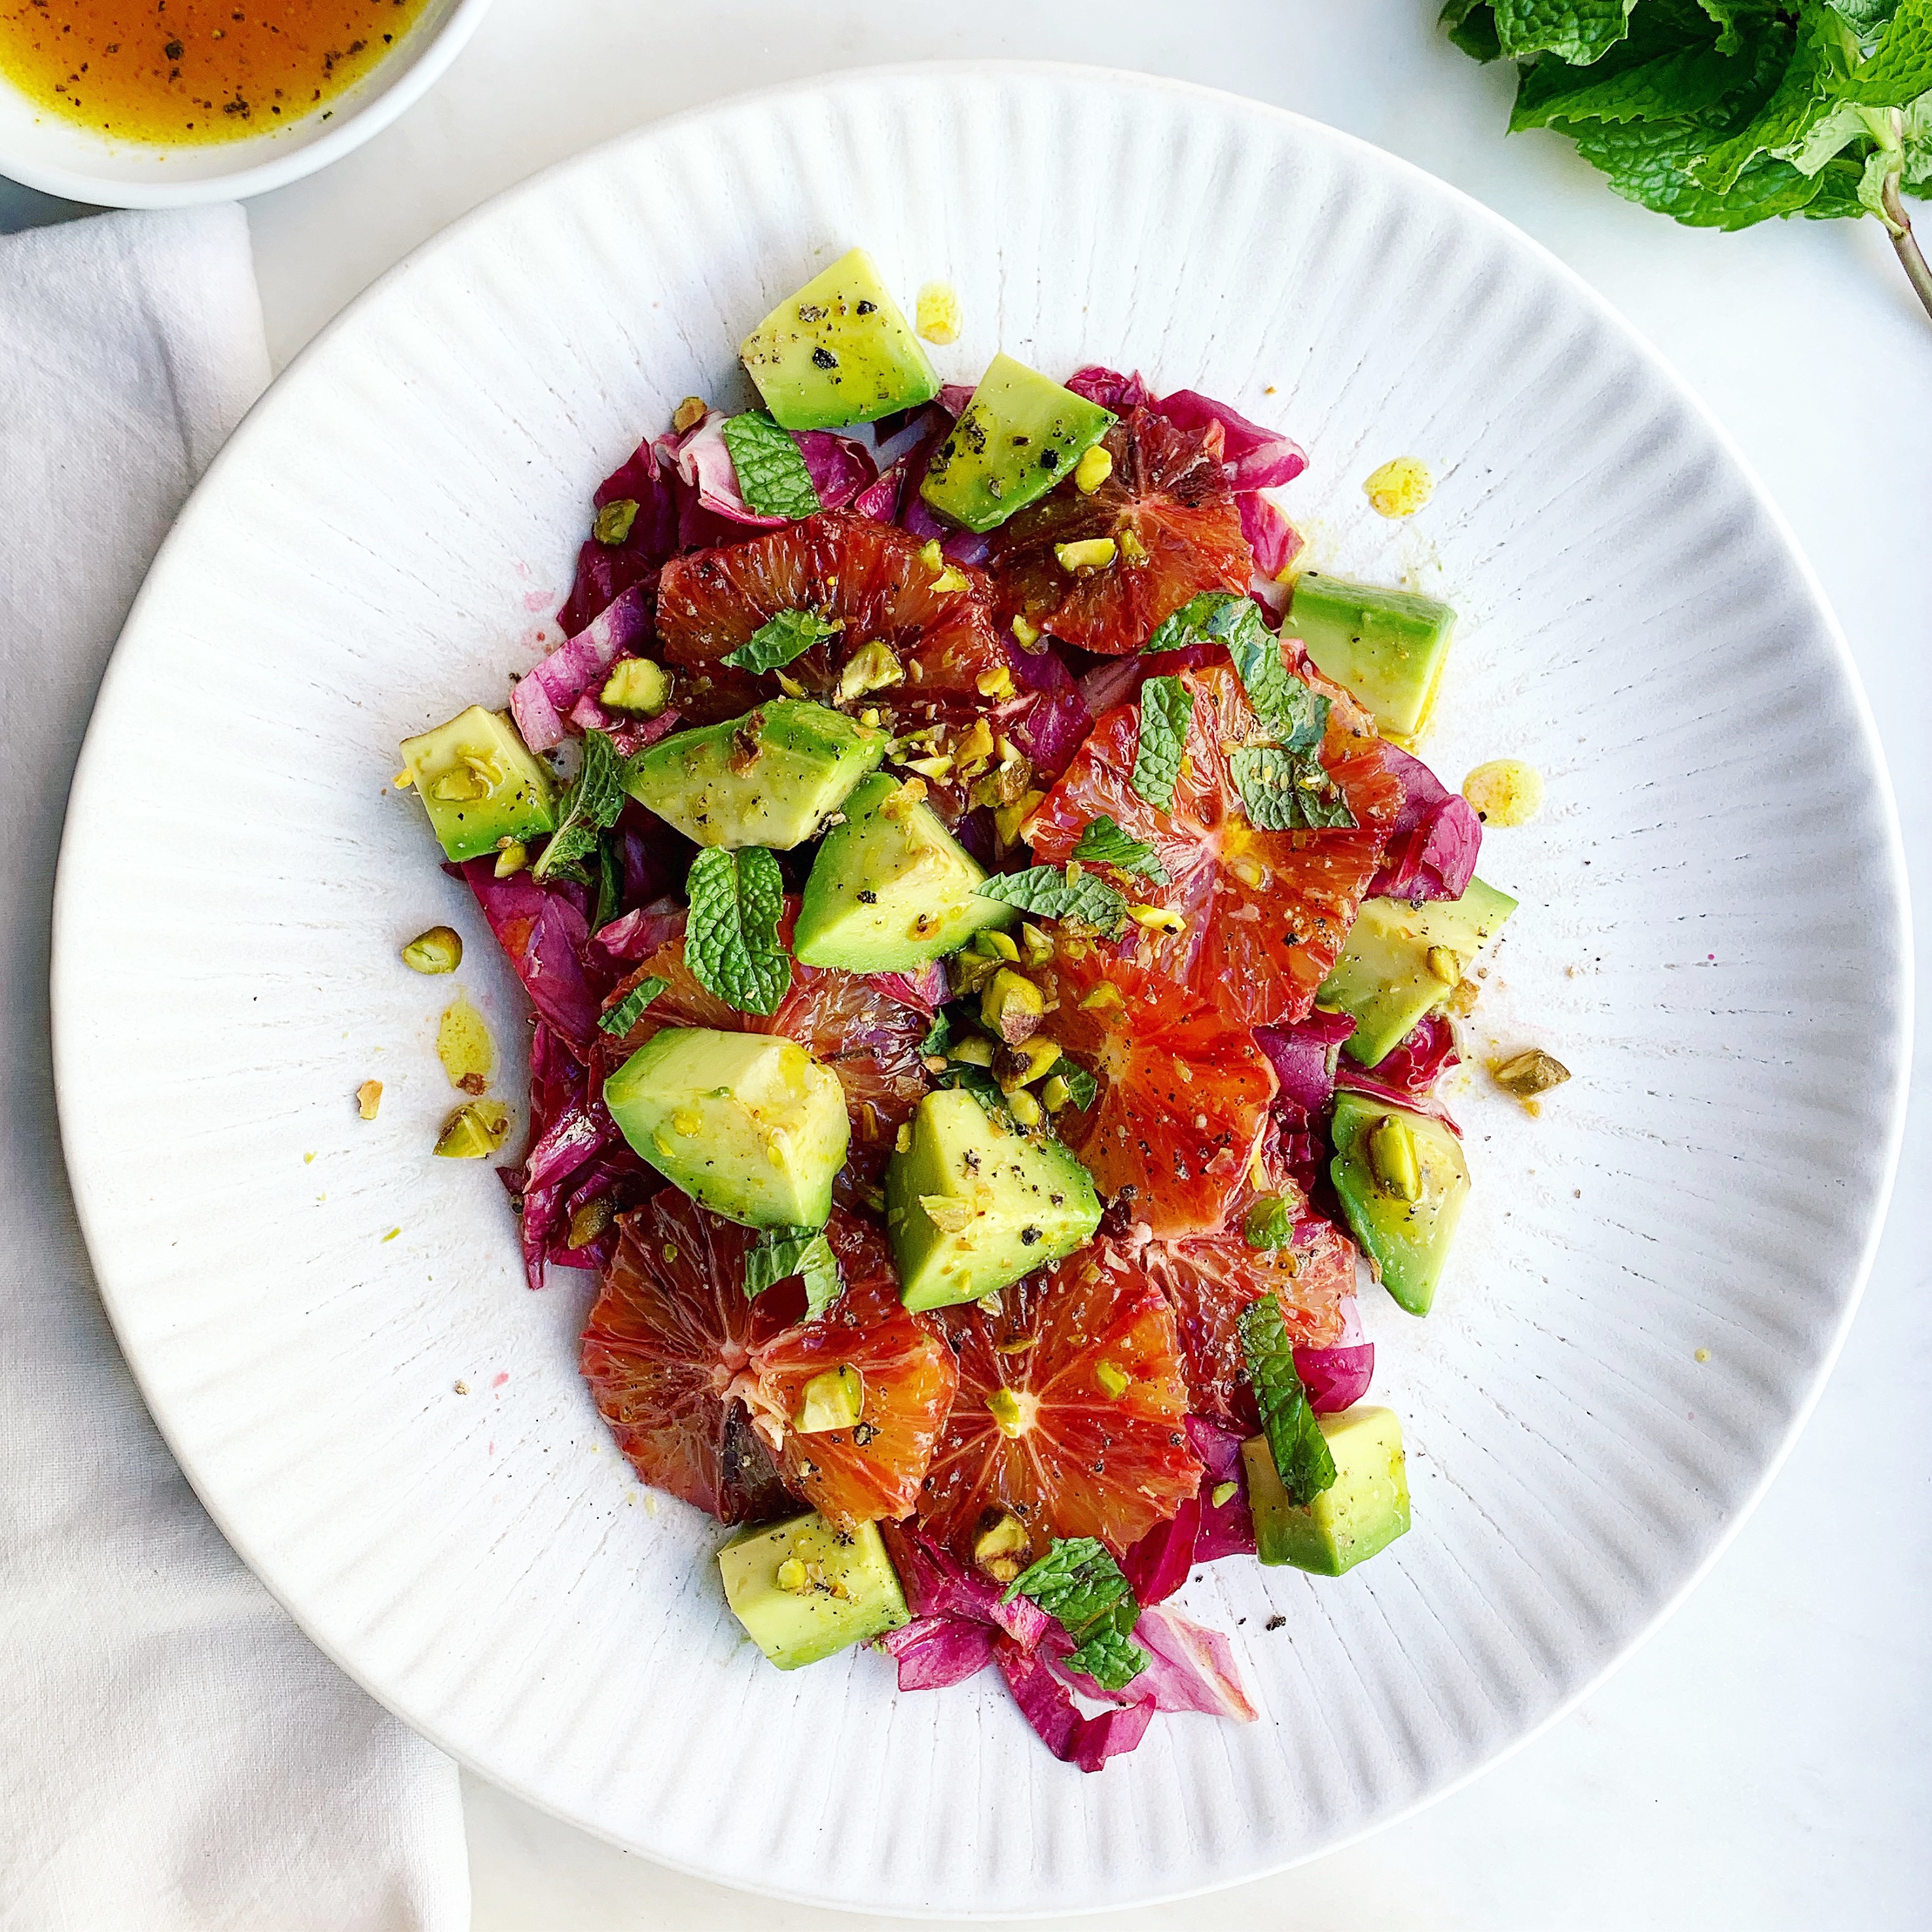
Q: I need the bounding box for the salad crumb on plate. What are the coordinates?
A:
[393,247,1543,1770]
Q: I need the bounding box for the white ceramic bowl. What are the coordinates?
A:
[51,64,1910,1918]
[0,0,491,207]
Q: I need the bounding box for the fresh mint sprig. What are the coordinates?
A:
[743,1225,844,1317]
[1240,1295,1337,1507]
[722,411,823,520]
[1003,1536,1150,1692]
[533,729,629,880]
[684,846,791,1016]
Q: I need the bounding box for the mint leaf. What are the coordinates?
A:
[1143,589,1242,655]
[1240,1295,1337,1507]
[599,974,668,1037]
[744,1226,844,1315]
[1566,115,1840,224]
[1243,1193,1299,1251]
[973,865,1130,938]
[935,1060,1010,1117]
[1687,14,1844,192]
[685,846,791,1015]
[1840,0,1932,102]
[1130,675,1193,814]
[1696,0,1757,57]
[1065,1624,1153,1692]
[920,1008,956,1058]
[1493,0,1637,63]
[594,833,624,931]
[723,607,839,674]
[1511,43,1750,128]
[1440,0,1504,59]
[722,411,823,520]
[1230,744,1357,831]
[1211,598,1331,749]
[534,729,629,880]
[1070,814,1170,881]
[1056,1059,1100,1109]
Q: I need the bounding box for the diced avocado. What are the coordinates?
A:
[1285,573,1458,743]
[718,1511,910,1670]
[599,658,670,717]
[1244,1405,1410,1575]
[1329,1092,1469,1316]
[399,706,557,862]
[605,1027,849,1229]
[740,249,940,431]
[885,1088,1100,1312]
[920,354,1117,534]
[793,773,1018,971]
[624,700,885,851]
[1317,877,1516,1067]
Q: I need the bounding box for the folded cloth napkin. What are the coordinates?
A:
[0,207,468,1932]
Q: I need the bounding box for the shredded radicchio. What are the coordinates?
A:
[1369,744,1482,903]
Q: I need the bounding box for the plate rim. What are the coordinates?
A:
[50,59,1916,1918]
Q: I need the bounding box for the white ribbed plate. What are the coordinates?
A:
[52,66,1910,1916]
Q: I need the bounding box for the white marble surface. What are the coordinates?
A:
[7,3,1927,1925]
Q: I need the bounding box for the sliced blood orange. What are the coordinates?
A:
[915,1244,1202,1563]
[1120,1201,1355,1429]
[579,1190,795,1524]
[599,906,929,1200]
[581,1192,956,1527]
[1043,952,1276,1239]
[751,1213,959,1527]
[654,509,1010,714]
[1028,660,1402,1028]
[987,409,1253,656]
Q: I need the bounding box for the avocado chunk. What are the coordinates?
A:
[1285,573,1457,744]
[718,1511,910,1670]
[740,249,940,432]
[1318,876,1516,1067]
[624,700,885,851]
[920,353,1117,534]
[399,706,557,862]
[793,773,1018,971]
[1243,1405,1410,1575]
[605,1027,849,1229]
[885,1088,1100,1311]
[1329,1092,1469,1316]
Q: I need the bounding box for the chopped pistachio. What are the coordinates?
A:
[393,769,414,789]
[1041,1073,1073,1114]
[948,1035,997,1069]
[994,787,1045,848]
[1094,1360,1130,1399]
[1017,1039,1062,1086]
[895,1122,914,1154]
[1117,527,1149,565]
[904,754,955,781]
[567,1196,613,1249]
[975,664,1018,702]
[592,498,639,546]
[1210,1480,1240,1509]
[493,841,528,878]
[836,641,904,702]
[1426,945,1462,985]
[793,1363,865,1433]
[931,564,971,594]
[434,1099,510,1158]
[920,1194,976,1234]
[981,968,1045,1045]
[1006,1087,1043,1128]
[1073,444,1113,494]
[973,1511,1031,1581]
[1020,921,1055,969]
[1367,1115,1422,1202]
[671,395,708,433]
[1491,1048,1571,1098]
[401,925,463,975]
[985,1387,1028,1437]
[1010,614,1041,649]
[1448,976,1482,1016]
[1126,903,1186,937]
[355,1079,383,1120]
[1054,537,1117,574]
[975,927,1022,963]
[1079,982,1125,1014]
[916,280,962,345]
[775,1556,810,1594]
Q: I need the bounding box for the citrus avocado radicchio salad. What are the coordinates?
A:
[395,250,1554,1772]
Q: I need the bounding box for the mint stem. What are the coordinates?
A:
[1879,174,1932,328]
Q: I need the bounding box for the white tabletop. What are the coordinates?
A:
[7,2,1927,1925]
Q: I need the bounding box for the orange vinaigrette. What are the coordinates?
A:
[0,0,435,145]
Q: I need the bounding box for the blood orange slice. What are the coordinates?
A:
[914,1245,1201,1563]
[581,1192,957,1527]
[1123,1202,1355,1429]
[599,907,929,1198]
[1028,660,1402,1028]
[654,509,1010,713]
[987,409,1253,656]
[752,1214,959,1527]
[1044,953,1276,1238]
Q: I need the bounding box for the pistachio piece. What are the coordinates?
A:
[592,498,639,546]
[355,1079,383,1121]
[984,1387,1029,1438]
[793,1364,865,1434]
[434,1099,510,1158]
[1054,537,1117,574]
[1094,1359,1130,1399]
[980,967,1045,1045]
[1073,444,1114,494]
[1491,1048,1571,1098]
[401,925,463,975]
[1367,1114,1422,1202]
[671,395,707,433]
[973,1511,1031,1583]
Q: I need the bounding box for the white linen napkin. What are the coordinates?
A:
[0,206,469,1932]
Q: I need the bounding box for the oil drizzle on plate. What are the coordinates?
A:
[0,0,434,145]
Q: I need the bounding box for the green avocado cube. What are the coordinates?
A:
[718,1511,910,1670]
[1329,1092,1469,1316]
[399,706,557,862]
[605,1028,850,1230]
[885,1088,1100,1311]
[920,353,1116,534]
[740,249,940,431]
[624,700,885,851]
[793,773,1018,972]
[1317,877,1516,1067]
[1244,1405,1410,1575]
[1285,573,1457,744]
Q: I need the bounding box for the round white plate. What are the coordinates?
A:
[52,65,1910,1917]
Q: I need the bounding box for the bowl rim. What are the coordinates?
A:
[0,0,494,208]
[50,59,1916,1914]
